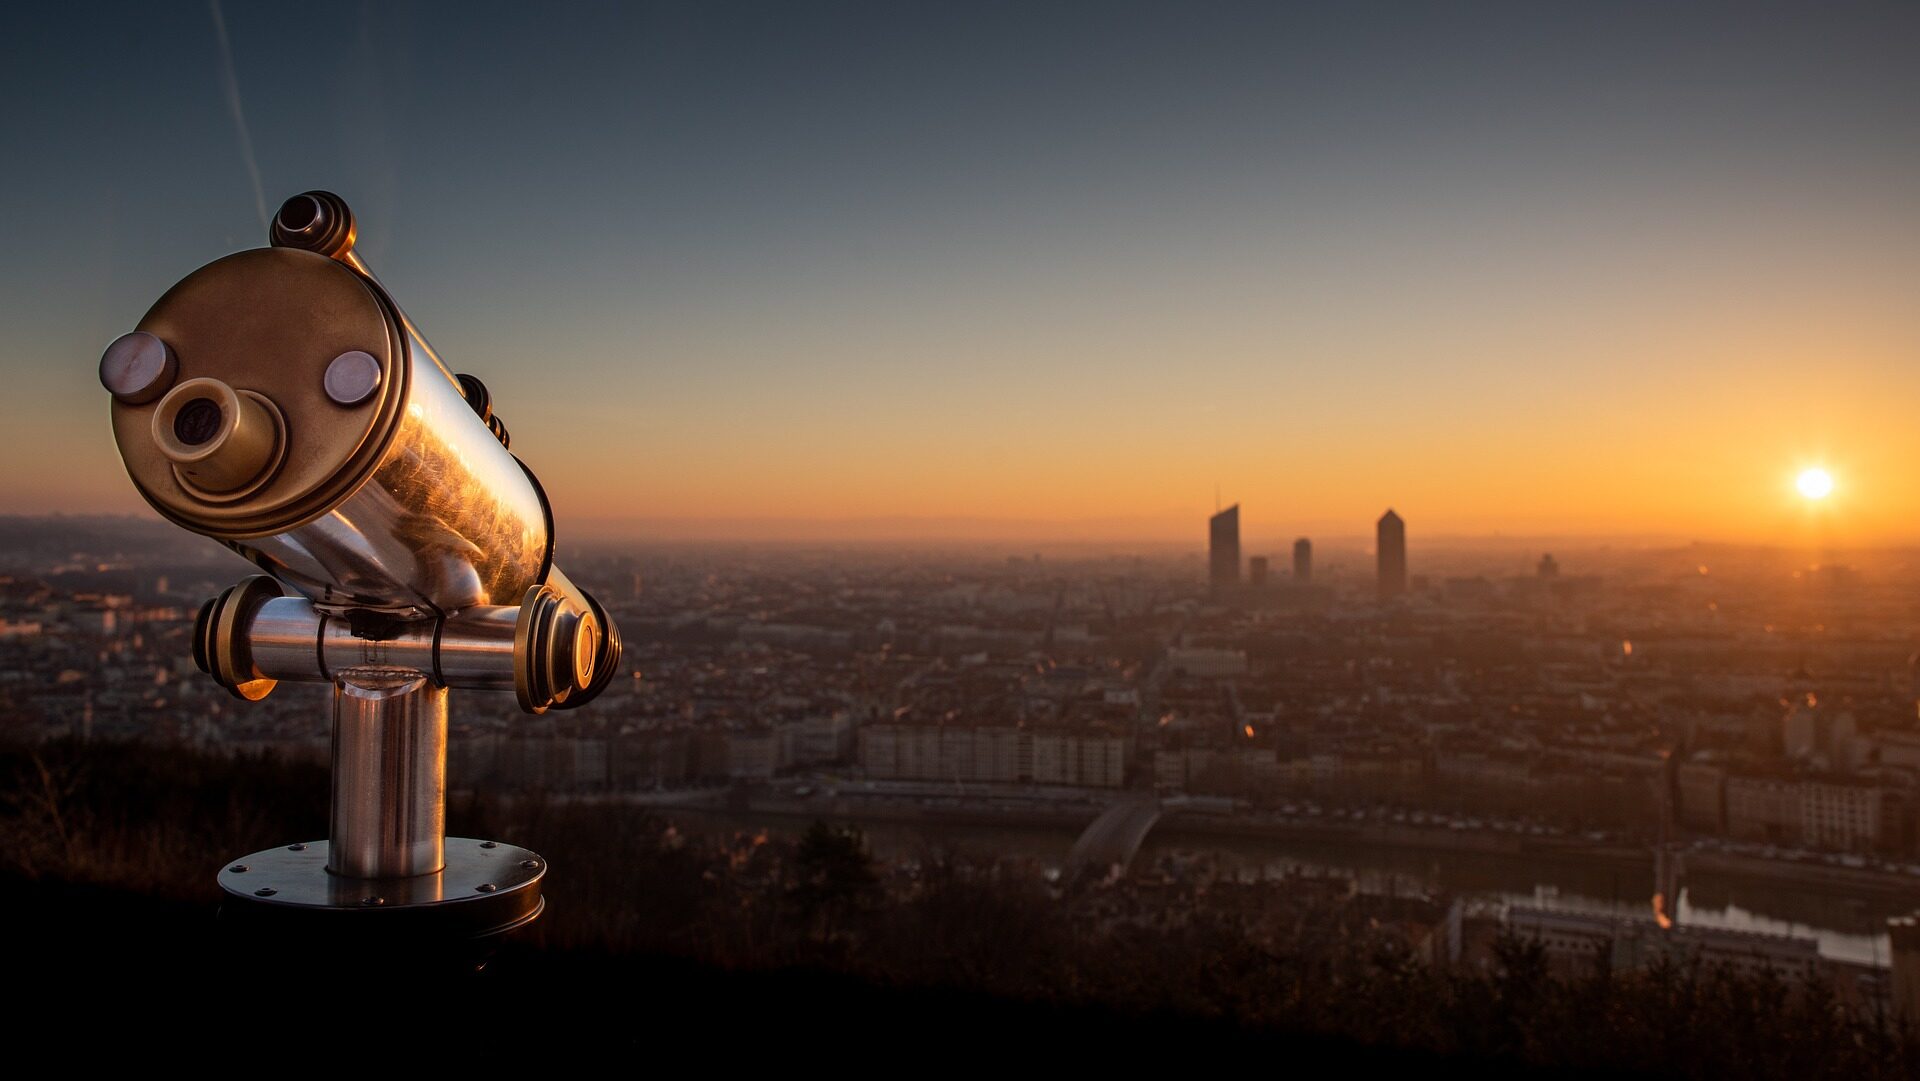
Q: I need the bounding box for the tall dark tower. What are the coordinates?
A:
[1376,509,1406,600]
[1293,537,1312,583]
[1209,504,1240,594]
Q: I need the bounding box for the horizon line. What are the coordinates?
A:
[4,510,1913,552]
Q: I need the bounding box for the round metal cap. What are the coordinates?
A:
[323,350,383,405]
[99,331,177,404]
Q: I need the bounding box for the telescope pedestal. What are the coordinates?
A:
[216,666,544,961]
[216,838,545,946]
[329,669,447,879]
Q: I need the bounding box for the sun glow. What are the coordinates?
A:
[1796,468,1834,500]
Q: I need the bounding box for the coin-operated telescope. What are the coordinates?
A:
[99,191,621,949]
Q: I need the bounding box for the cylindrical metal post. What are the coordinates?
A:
[328,667,447,879]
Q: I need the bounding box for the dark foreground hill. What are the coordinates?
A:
[2,739,1912,1076]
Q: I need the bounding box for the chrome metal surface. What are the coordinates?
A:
[218,837,545,936]
[98,331,176,404]
[232,309,550,616]
[433,604,523,688]
[329,668,446,878]
[323,349,383,405]
[244,595,519,692]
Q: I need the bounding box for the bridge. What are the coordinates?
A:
[1065,794,1165,878]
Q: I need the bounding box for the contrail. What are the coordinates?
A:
[208,0,269,228]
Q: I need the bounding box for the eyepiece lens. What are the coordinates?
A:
[276,195,321,232]
[173,397,224,446]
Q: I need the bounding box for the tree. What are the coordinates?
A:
[790,820,879,945]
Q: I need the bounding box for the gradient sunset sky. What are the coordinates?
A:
[3,2,1915,545]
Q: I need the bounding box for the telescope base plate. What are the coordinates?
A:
[217,836,545,943]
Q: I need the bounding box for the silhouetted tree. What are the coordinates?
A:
[789,820,877,945]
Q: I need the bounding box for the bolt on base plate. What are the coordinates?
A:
[217,837,545,942]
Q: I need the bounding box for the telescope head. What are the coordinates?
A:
[101,191,620,713]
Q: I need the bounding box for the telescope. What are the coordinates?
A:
[98,190,621,949]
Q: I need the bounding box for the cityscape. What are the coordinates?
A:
[7,505,1919,1029]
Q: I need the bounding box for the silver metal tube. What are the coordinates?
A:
[433,605,521,688]
[234,319,550,617]
[245,595,518,691]
[328,667,446,879]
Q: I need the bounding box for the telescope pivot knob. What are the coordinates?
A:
[193,575,283,701]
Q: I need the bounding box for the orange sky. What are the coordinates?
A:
[6,5,1917,546]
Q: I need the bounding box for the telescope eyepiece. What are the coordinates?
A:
[270,190,356,258]
[150,377,285,495]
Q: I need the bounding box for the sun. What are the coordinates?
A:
[1796,468,1833,500]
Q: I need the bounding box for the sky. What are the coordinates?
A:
[2,1,1916,547]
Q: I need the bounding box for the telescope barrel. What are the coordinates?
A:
[104,189,619,713]
[104,196,551,619]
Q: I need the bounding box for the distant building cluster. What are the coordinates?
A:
[1499,904,1822,983]
[1204,504,1404,604]
[859,724,1126,787]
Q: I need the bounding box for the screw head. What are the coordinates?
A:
[287,843,308,852]
[520,859,540,870]
[229,864,249,873]
[254,887,277,897]
[360,896,385,907]
[479,841,497,849]
[476,883,498,893]
[323,350,383,406]
[100,331,177,404]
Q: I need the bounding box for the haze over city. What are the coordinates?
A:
[3,2,1917,544]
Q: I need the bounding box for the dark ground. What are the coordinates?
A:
[5,739,1912,1077]
[7,874,1583,1075]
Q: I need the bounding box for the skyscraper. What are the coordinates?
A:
[1293,537,1312,583]
[1249,555,1269,587]
[1209,504,1240,594]
[1377,509,1406,600]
